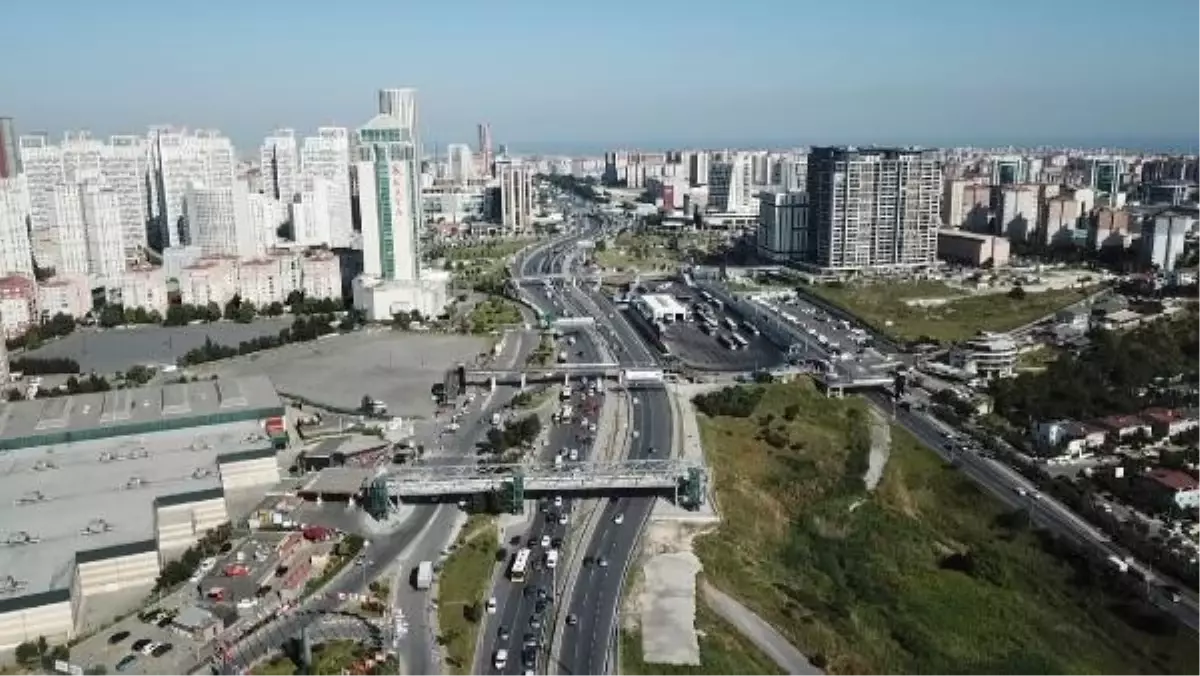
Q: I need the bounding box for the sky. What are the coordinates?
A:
[3,0,1198,154]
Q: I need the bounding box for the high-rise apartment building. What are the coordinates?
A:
[150,128,236,248]
[18,135,65,268]
[102,136,150,259]
[50,184,89,276]
[805,147,942,272]
[995,185,1038,241]
[0,176,34,276]
[1086,157,1125,194]
[245,192,283,256]
[300,127,353,248]
[1141,212,1191,272]
[495,158,533,232]
[0,117,18,178]
[477,123,494,177]
[989,156,1028,186]
[184,181,256,259]
[708,154,753,213]
[292,176,333,246]
[447,143,473,184]
[260,129,299,201]
[688,151,710,187]
[80,182,126,288]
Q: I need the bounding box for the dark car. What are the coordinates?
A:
[536,587,549,601]
[566,613,578,626]
[155,615,173,628]
[115,655,138,672]
[108,630,130,645]
[534,599,548,615]
[151,643,173,658]
[529,615,542,630]
[130,639,152,652]
[522,646,538,669]
[497,626,510,641]
[522,633,539,648]
[523,586,537,599]
[551,537,563,549]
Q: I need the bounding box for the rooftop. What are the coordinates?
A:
[0,417,272,601]
[0,375,283,451]
[1147,468,1199,492]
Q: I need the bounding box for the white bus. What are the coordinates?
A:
[739,320,760,337]
[722,317,738,331]
[731,333,749,349]
[508,548,532,582]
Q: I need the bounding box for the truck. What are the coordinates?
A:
[491,412,503,427]
[1106,555,1130,574]
[414,561,434,590]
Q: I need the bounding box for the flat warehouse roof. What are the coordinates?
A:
[0,418,270,602]
[640,294,688,316]
[0,375,283,450]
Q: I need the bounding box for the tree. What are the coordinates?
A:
[224,295,243,321]
[1008,285,1027,300]
[14,641,39,668]
[392,313,413,330]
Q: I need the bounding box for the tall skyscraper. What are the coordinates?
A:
[0,176,34,276]
[184,181,255,259]
[102,136,150,259]
[0,117,18,178]
[18,134,65,268]
[806,147,942,272]
[357,88,421,281]
[495,158,533,232]
[292,175,333,246]
[352,88,448,321]
[150,128,236,248]
[261,129,300,201]
[477,123,494,177]
[80,182,126,288]
[300,128,353,247]
[50,184,89,276]
[447,143,474,184]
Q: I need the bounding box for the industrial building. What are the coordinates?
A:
[633,294,690,324]
[0,376,286,651]
[936,229,1011,267]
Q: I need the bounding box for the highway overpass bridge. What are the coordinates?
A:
[362,459,707,518]
[452,362,667,389]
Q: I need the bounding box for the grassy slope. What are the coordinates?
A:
[437,515,499,675]
[808,282,1091,343]
[693,379,1198,674]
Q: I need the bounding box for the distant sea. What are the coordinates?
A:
[480,137,1200,157]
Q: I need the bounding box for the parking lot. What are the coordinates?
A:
[646,282,784,371]
[747,293,900,378]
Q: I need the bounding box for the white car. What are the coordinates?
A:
[236,597,258,610]
[494,649,508,670]
[486,597,497,614]
[558,513,569,525]
[553,495,563,508]
[199,557,217,571]
[540,535,551,548]
[140,642,160,656]
[613,513,625,525]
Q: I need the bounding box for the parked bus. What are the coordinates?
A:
[731,333,749,349]
[739,320,760,337]
[718,334,737,350]
[508,548,532,582]
[722,317,738,331]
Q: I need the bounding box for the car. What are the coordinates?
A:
[536,586,549,601]
[486,597,497,614]
[237,597,258,610]
[498,626,510,641]
[494,649,509,670]
[566,613,578,626]
[115,655,138,672]
[140,641,160,656]
[613,513,625,525]
[534,599,548,615]
[647,446,656,455]
[529,615,542,630]
[130,639,152,653]
[553,495,563,508]
[540,535,551,548]
[151,643,173,658]
[598,556,609,568]
[108,630,130,645]
[155,615,173,628]
[522,633,539,648]
[551,537,563,549]
[558,513,568,525]
[522,646,538,669]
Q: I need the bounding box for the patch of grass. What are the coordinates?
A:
[466,297,522,334]
[1016,344,1060,370]
[807,281,1092,343]
[693,378,1198,675]
[251,656,298,675]
[620,602,784,675]
[437,238,536,262]
[512,386,554,410]
[438,515,499,675]
[597,233,684,272]
[250,640,371,676]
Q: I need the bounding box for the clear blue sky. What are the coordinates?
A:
[3,0,1197,153]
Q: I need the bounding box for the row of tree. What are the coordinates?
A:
[9,356,81,375]
[4,312,77,351]
[484,414,542,453]
[177,314,341,367]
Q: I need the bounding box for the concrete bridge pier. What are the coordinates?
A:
[562,372,570,388]
[617,370,626,388]
[490,376,498,392]
[519,373,527,390]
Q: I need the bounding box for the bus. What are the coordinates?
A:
[699,290,714,304]
[508,548,532,582]
[739,320,760,337]
[722,317,738,332]
[718,334,737,351]
[731,333,749,350]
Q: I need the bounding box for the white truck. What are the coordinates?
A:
[557,350,568,363]
[414,561,434,590]
[491,412,503,427]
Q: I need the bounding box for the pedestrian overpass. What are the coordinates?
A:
[362,459,708,517]
[464,364,666,389]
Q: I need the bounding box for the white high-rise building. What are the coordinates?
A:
[80,182,126,289]
[184,181,256,259]
[0,176,34,276]
[688,151,710,187]
[246,193,284,255]
[708,154,753,213]
[300,128,353,247]
[447,143,474,184]
[18,135,65,268]
[352,88,448,320]
[101,136,150,259]
[260,129,299,202]
[120,264,169,315]
[50,184,89,276]
[151,128,237,248]
[495,158,533,232]
[60,131,104,184]
[292,176,333,246]
[756,191,808,263]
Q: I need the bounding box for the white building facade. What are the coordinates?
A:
[496,158,533,231]
[756,191,808,263]
[260,129,299,202]
[300,127,354,248]
[80,182,127,289]
[0,176,34,276]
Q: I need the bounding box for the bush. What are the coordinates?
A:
[693,386,763,418]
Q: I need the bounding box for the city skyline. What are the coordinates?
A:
[2,0,1197,154]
